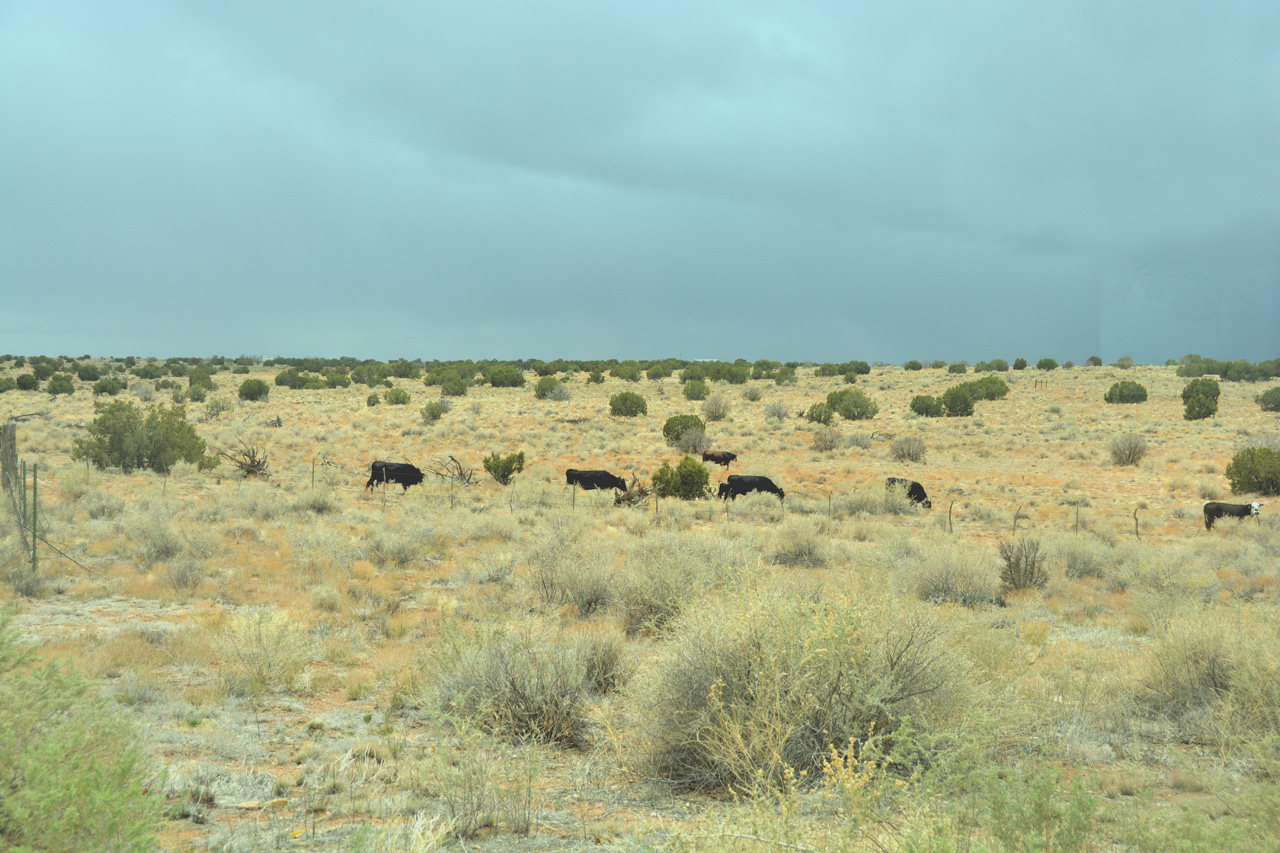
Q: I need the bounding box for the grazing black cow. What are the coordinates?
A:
[566,469,628,491]
[886,477,932,509]
[718,474,785,501]
[366,461,424,491]
[702,450,738,468]
[1203,501,1262,530]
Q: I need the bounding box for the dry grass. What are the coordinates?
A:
[2,361,1280,849]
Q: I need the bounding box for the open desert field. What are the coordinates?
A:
[2,358,1279,852]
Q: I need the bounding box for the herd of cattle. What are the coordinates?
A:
[366,453,1263,531]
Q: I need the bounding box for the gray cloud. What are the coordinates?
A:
[2,0,1276,362]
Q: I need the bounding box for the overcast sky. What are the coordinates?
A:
[2,1,1277,364]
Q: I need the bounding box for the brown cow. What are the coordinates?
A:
[702,450,738,468]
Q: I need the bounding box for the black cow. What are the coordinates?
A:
[366,461,425,491]
[1203,501,1262,530]
[566,469,628,491]
[886,477,931,509]
[702,450,738,468]
[718,474,785,501]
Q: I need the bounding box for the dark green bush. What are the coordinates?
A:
[961,376,1010,401]
[0,609,160,850]
[486,364,526,387]
[534,376,562,399]
[1086,355,1103,366]
[72,401,205,474]
[483,450,525,485]
[815,363,841,377]
[186,385,207,403]
[441,376,468,396]
[0,377,15,393]
[930,360,947,369]
[974,359,1009,372]
[805,402,834,425]
[680,364,707,383]
[1183,394,1218,421]
[772,366,797,385]
[663,414,706,446]
[1104,381,1147,404]
[646,363,673,381]
[46,373,75,395]
[847,360,871,376]
[384,387,411,405]
[610,391,647,417]
[15,374,38,391]
[232,364,250,374]
[911,395,943,417]
[238,378,269,401]
[587,371,605,384]
[651,456,710,500]
[941,385,974,417]
[1037,358,1059,370]
[903,360,923,371]
[188,370,215,391]
[611,363,642,382]
[366,393,379,407]
[1114,356,1135,369]
[76,364,101,381]
[1013,358,1027,370]
[325,371,351,388]
[32,362,55,380]
[1226,360,1262,382]
[827,388,878,420]
[421,400,448,422]
[1257,387,1280,412]
[1181,378,1221,403]
[947,363,967,374]
[274,368,305,388]
[682,379,709,401]
[1062,360,1075,369]
[1225,447,1280,496]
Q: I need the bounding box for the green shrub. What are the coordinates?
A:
[15,374,38,391]
[941,385,974,417]
[0,376,15,393]
[1104,381,1148,404]
[610,391,647,417]
[587,370,604,384]
[1036,358,1059,370]
[815,363,841,377]
[238,378,269,401]
[902,360,923,371]
[483,451,525,486]
[911,395,943,417]
[384,387,411,405]
[76,364,101,381]
[646,363,673,381]
[1226,360,1261,382]
[71,400,205,474]
[421,400,448,422]
[663,414,706,446]
[1182,377,1221,403]
[441,376,468,396]
[0,609,160,850]
[32,362,55,380]
[367,393,379,407]
[1086,355,1103,366]
[1184,394,1218,421]
[650,456,710,500]
[232,364,250,374]
[188,370,215,391]
[947,362,967,374]
[611,363,643,382]
[805,402,834,425]
[772,366,796,385]
[46,373,75,395]
[1257,387,1280,412]
[1012,357,1027,370]
[185,385,207,403]
[680,364,707,383]
[325,370,351,388]
[534,376,562,399]
[1225,447,1280,496]
[961,375,1010,401]
[1062,360,1075,369]
[930,359,947,369]
[827,387,878,420]
[682,379,709,401]
[486,364,526,388]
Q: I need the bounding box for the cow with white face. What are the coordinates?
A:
[1203,501,1262,530]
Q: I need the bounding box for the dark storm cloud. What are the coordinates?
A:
[2,1,1276,361]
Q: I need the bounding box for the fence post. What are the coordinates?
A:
[30,463,37,572]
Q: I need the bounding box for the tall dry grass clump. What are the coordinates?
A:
[893,537,998,607]
[1136,612,1280,748]
[1110,433,1148,467]
[434,631,595,748]
[626,588,965,793]
[999,537,1048,592]
[214,607,312,697]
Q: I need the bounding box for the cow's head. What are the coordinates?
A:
[1251,502,1263,515]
